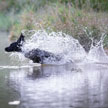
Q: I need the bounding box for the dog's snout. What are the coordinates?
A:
[5,47,8,51]
[5,47,10,52]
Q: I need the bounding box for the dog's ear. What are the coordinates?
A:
[17,33,25,44]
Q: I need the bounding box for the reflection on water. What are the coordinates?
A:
[0,63,108,108]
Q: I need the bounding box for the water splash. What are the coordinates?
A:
[22,30,86,64]
[10,30,108,64]
[86,34,108,63]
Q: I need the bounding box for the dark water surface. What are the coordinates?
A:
[0,32,108,108]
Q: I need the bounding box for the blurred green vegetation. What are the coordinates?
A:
[1,0,108,12]
[0,0,108,49]
[1,0,108,31]
[60,0,108,11]
[0,13,12,31]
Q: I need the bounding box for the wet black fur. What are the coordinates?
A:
[5,33,61,64]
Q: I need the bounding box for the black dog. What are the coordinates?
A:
[5,33,61,64]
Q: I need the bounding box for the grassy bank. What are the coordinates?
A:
[0,0,108,50]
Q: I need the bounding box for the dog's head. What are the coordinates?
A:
[5,33,25,52]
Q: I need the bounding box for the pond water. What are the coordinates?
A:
[0,32,108,108]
